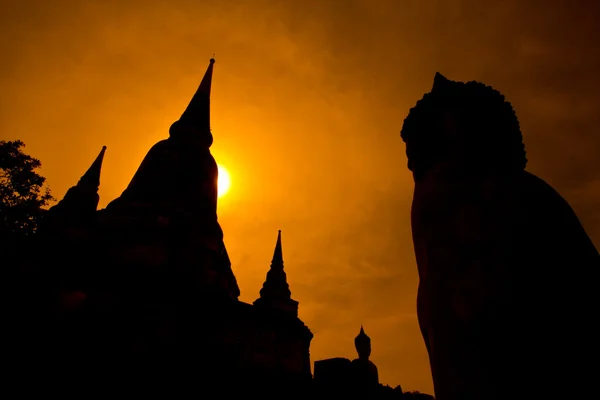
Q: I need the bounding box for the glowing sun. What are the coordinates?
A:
[217,164,231,198]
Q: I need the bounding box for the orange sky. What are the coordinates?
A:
[2,0,599,393]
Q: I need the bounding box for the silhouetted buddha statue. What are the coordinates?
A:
[401,73,600,400]
[350,326,379,390]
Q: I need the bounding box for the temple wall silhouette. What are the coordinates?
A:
[6,58,429,399]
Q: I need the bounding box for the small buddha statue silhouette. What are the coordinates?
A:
[351,326,379,389]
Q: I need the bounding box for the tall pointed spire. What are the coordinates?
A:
[254,230,299,316]
[271,229,283,268]
[169,56,216,146]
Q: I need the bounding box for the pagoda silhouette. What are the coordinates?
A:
[9,58,432,399]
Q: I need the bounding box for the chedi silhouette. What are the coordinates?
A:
[7,57,434,399]
[401,73,600,400]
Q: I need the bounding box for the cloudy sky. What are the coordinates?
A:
[2,0,599,393]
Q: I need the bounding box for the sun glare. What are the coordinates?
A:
[217,164,231,198]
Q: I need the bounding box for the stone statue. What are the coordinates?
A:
[401,73,600,400]
[351,326,379,389]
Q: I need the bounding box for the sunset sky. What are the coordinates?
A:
[2,0,599,393]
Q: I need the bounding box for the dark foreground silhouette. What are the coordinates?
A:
[401,73,600,400]
[3,58,432,399]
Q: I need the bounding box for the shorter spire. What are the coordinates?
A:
[49,145,107,217]
[254,230,299,316]
[78,146,107,189]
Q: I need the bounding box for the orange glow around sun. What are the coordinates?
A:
[217,164,231,198]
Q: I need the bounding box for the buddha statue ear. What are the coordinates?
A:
[432,72,451,91]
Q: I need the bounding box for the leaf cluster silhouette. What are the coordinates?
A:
[0,140,54,238]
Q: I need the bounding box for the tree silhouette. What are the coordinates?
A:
[0,140,54,238]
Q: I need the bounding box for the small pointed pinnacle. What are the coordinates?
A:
[271,230,283,267]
